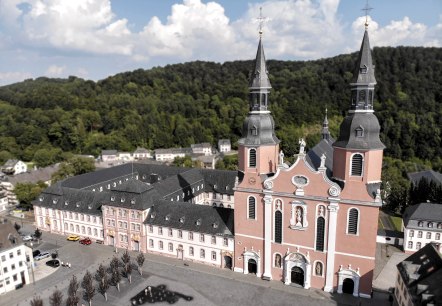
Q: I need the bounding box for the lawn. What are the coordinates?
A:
[389,216,403,231]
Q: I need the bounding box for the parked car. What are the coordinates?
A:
[46,259,60,268]
[79,238,92,245]
[22,235,33,241]
[32,250,41,258]
[34,252,50,261]
[67,235,80,241]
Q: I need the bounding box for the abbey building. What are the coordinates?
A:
[33,27,384,298]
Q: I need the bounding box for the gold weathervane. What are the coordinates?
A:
[256,7,269,37]
[362,0,373,28]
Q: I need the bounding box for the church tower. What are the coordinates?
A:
[332,28,385,195]
[237,32,280,176]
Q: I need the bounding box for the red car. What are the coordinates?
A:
[79,238,92,245]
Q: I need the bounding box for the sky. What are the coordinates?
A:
[0,0,440,86]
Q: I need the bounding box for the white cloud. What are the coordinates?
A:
[351,16,441,49]
[0,71,33,86]
[45,65,65,77]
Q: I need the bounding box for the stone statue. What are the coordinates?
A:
[279,150,284,165]
[298,138,306,154]
[296,207,302,226]
[320,153,326,168]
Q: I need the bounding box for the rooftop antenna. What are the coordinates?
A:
[255,7,269,37]
[362,0,373,29]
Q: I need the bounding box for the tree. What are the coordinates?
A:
[66,275,79,306]
[110,256,121,291]
[81,270,95,306]
[49,289,63,306]
[95,264,106,282]
[14,222,21,233]
[98,274,109,301]
[30,296,43,306]
[136,253,145,275]
[121,249,130,266]
[123,262,132,284]
[34,228,42,241]
[14,182,47,209]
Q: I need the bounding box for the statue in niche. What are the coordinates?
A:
[275,254,282,268]
[296,207,303,226]
[315,262,322,276]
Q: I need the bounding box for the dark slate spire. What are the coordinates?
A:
[321,108,330,140]
[239,31,279,147]
[349,30,376,112]
[249,38,271,90]
[334,29,385,150]
[351,30,376,85]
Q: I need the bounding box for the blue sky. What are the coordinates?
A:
[0,0,440,85]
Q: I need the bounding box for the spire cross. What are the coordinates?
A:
[362,0,373,28]
[256,7,269,36]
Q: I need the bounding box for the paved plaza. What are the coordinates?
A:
[2,217,394,306]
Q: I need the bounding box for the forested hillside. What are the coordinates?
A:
[0,46,440,173]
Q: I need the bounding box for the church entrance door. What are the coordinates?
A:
[342,278,354,294]
[224,256,232,269]
[248,259,257,274]
[291,267,304,286]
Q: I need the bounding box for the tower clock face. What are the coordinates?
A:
[248,177,256,185]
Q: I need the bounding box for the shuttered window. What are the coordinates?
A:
[249,149,256,167]
[351,154,363,176]
[248,197,256,219]
[348,208,359,235]
[316,217,325,251]
[274,211,282,243]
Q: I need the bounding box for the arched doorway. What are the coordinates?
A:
[248,259,257,274]
[177,245,183,260]
[224,256,232,269]
[342,278,354,294]
[291,267,304,286]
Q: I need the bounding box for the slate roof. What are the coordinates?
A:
[155,148,192,155]
[200,169,237,195]
[408,170,442,186]
[397,243,442,305]
[32,186,106,216]
[145,200,234,237]
[403,203,442,230]
[306,138,335,174]
[106,180,161,210]
[4,165,59,185]
[134,147,150,154]
[351,30,376,85]
[218,139,231,145]
[3,159,20,167]
[249,37,271,90]
[0,221,22,250]
[102,150,118,156]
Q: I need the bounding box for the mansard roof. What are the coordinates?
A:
[145,200,234,237]
[397,243,442,305]
[33,186,106,216]
[403,203,442,229]
[106,180,161,210]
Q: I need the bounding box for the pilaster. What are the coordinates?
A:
[324,201,339,292]
[262,193,273,280]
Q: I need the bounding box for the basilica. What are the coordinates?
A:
[33,25,384,298]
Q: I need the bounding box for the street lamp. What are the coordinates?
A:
[29,242,35,285]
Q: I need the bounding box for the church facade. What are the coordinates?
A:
[233,29,384,298]
[33,27,384,298]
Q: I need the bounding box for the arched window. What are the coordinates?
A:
[438,223,442,229]
[248,196,256,220]
[274,254,282,268]
[316,217,325,251]
[408,241,413,249]
[351,153,363,176]
[159,241,163,250]
[274,211,282,244]
[436,233,440,240]
[416,242,421,250]
[418,221,424,227]
[315,261,323,276]
[418,231,423,238]
[200,249,205,258]
[249,148,256,168]
[409,230,414,237]
[347,208,359,235]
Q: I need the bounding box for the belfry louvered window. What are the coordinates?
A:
[351,154,363,176]
[249,148,257,168]
[347,208,359,235]
[248,197,256,220]
[316,217,325,251]
[274,211,282,243]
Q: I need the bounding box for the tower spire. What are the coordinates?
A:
[321,108,330,141]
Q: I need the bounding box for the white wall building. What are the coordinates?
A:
[218,139,231,153]
[402,203,442,253]
[0,221,32,294]
[1,160,27,175]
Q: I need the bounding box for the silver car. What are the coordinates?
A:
[34,252,50,261]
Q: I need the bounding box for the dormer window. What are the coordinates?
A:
[150,212,156,219]
[110,196,115,202]
[165,215,170,221]
[130,199,136,205]
[196,219,201,226]
[64,201,69,206]
[88,204,92,210]
[355,126,364,137]
[213,222,219,229]
[360,65,367,74]
[428,222,433,228]
[76,203,80,208]
[52,198,58,204]
[179,217,185,223]
[39,196,44,202]
[251,125,258,136]
[121,197,125,203]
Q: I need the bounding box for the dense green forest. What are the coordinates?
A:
[0,46,441,212]
[0,46,440,169]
